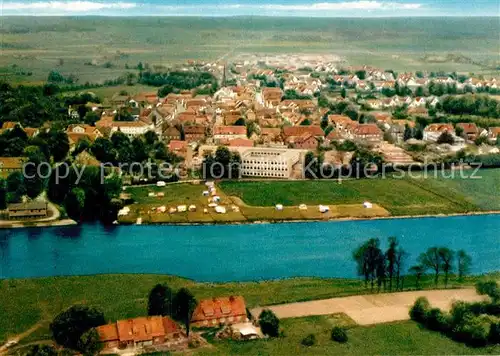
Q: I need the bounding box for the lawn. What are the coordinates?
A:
[195,317,500,355]
[2,273,498,345]
[411,169,500,211]
[219,178,480,216]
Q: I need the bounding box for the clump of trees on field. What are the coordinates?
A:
[50,305,104,354]
[410,281,500,346]
[259,309,280,337]
[202,146,242,179]
[138,70,218,94]
[352,237,473,292]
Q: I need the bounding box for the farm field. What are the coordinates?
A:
[1,273,498,349]
[1,17,499,84]
[219,176,482,216]
[195,317,500,356]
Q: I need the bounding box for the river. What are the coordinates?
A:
[0,215,499,282]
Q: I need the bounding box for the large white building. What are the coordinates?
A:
[240,148,300,178]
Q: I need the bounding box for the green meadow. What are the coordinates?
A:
[219,174,484,216]
[1,17,499,84]
[1,273,498,350]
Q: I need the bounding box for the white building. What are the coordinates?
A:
[240,148,300,178]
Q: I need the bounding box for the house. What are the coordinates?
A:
[1,121,22,130]
[292,132,318,149]
[261,87,283,108]
[8,201,48,220]
[282,126,323,139]
[0,157,25,174]
[184,125,206,142]
[96,116,154,138]
[488,127,500,142]
[168,140,188,154]
[163,126,182,141]
[351,124,383,143]
[328,115,353,131]
[423,123,455,142]
[96,316,185,351]
[213,125,247,141]
[365,99,384,110]
[456,123,479,141]
[229,138,253,147]
[191,296,248,327]
[66,124,102,142]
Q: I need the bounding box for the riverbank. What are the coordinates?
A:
[1,272,499,346]
[0,202,76,229]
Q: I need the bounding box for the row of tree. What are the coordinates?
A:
[353,237,472,292]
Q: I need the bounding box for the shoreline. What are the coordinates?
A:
[119,210,500,227]
[0,218,77,229]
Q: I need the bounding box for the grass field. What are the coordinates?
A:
[195,317,500,355]
[1,273,498,347]
[1,17,499,84]
[219,176,481,216]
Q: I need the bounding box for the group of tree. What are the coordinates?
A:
[47,164,122,223]
[411,247,472,289]
[439,94,500,118]
[410,281,500,346]
[49,305,105,355]
[353,237,406,292]
[47,70,77,85]
[147,283,197,336]
[282,89,312,100]
[140,70,218,93]
[202,146,242,179]
[403,124,424,141]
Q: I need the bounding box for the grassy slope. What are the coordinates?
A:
[1,273,498,345]
[219,177,480,216]
[196,317,500,355]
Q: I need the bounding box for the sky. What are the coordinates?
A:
[1,0,499,17]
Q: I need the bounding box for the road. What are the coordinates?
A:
[251,288,485,325]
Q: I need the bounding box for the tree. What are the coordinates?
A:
[148,283,173,316]
[77,328,103,356]
[259,309,280,337]
[476,281,500,303]
[0,178,7,210]
[301,334,316,346]
[50,305,105,350]
[331,326,348,343]
[341,87,347,99]
[457,250,472,280]
[409,265,425,290]
[90,138,116,164]
[26,345,57,356]
[65,187,86,221]
[455,125,464,138]
[24,145,48,199]
[394,247,406,291]
[6,171,26,202]
[353,238,384,291]
[437,132,453,146]
[385,237,398,291]
[83,111,100,126]
[438,248,454,288]
[144,131,159,146]
[48,131,70,162]
[409,297,430,323]
[419,247,441,287]
[172,288,197,336]
[234,117,245,126]
[403,124,413,141]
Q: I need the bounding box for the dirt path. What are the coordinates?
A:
[251,289,485,325]
[0,323,44,355]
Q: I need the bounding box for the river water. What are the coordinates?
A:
[0,215,499,282]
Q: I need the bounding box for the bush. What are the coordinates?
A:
[331,326,348,343]
[259,309,280,337]
[452,314,490,346]
[489,322,500,344]
[410,297,431,323]
[301,334,316,346]
[476,281,500,303]
[425,308,450,332]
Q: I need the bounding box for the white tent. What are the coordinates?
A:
[363,202,373,209]
[275,204,284,211]
[319,205,330,213]
[215,206,226,214]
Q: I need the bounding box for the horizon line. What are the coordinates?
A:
[1,14,499,18]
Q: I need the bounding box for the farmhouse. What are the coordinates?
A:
[96,316,185,351]
[351,124,383,143]
[423,124,455,142]
[213,125,247,141]
[8,201,48,220]
[191,296,248,327]
[456,123,479,141]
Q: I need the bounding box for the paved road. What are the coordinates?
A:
[251,289,485,325]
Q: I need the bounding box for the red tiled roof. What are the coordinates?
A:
[213,126,246,135]
[456,123,478,134]
[169,140,187,151]
[354,124,382,136]
[191,296,247,324]
[283,125,323,137]
[425,124,454,133]
[229,138,253,147]
[97,316,180,343]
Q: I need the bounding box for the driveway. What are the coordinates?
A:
[251,288,485,325]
